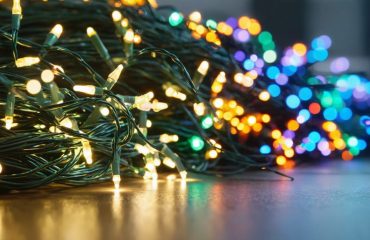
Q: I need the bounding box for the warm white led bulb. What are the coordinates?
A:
[73,85,97,95]
[41,69,55,83]
[81,139,93,165]
[124,29,134,43]
[180,170,187,180]
[215,71,226,83]
[50,24,63,38]
[113,175,121,190]
[112,10,122,22]
[5,116,13,130]
[197,60,209,76]
[86,27,96,37]
[189,11,202,23]
[12,0,22,15]
[15,57,40,68]
[26,79,42,95]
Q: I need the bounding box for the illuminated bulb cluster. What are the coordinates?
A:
[186,11,221,45]
[163,83,187,101]
[159,134,179,143]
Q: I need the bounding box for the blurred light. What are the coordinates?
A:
[287,120,300,131]
[201,115,213,129]
[311,35,332,49]
[308,131,321,143]
[189,136,205,151]
[292,43,307,56]
[266,66,280,79]
[275,73,289,85]
[297,109,311,124]
[323,107,338,121]
[238,16,251,29]
[263,50,277,63]
[243,59,255,70]
[258,31,272,45]
[206,19,217,30]
[330,57,350,73]
[267,84,281,97]
[259,91,270,101]
[260,145,271,154]
[233,29,250,42]
[276,156,287,166]
[339,108,353,121]
[347,136,358,147]
[169,12,184,27]
[298,87,313,101]
[309,102,321,114]
[234,51,246,62]
[286,95,300,109]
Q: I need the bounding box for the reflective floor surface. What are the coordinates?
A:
[1,160,370,240]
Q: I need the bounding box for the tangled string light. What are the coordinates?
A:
[0,0,368,190]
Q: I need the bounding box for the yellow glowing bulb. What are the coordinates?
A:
[121,18,129,28]
[284,149,295,158]
[197,61,209,76]
[247,116,257,126]
[50,24,63,38]
[112,10,122,22]
[276,156,287,166]
[146,120,152,128]
[26,79,42,95]
[213,98,224,108]
[160,134,179,143]
[234,73,244,83]
[15,57,40,68]
[134,34,142,44]
[259,91,270,101]
[152,100,168,112]
[5,116,13,130]
[113,175,121,190]
[215,71,226,83]
[189,11,202,23]
[41,69,54,83]
[60,118,73,129]
[86,27,96,37]
[163,157,176,168]
[12,0,22,15]
[206,149,218,159]
[235,106,244,116]
[124,29,135,43]
[81,139,93,164]
[193,102,206,116]
[99,107,110,116]
[271,129,282,139]
[261,114,271,123]
[73,85,97,95]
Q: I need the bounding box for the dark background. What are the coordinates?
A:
[159,0,370,74]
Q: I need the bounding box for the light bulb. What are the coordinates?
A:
[124,29,134,43]
[15,57,40,68]
[41,69,55,83]
[152,100,168,112]
[12,0,22,15]
[112,175,121,190]
[73,85,100,95]
[26,79,42,95]
[159,134,179,143]
[81,139,93,164]
[50,24,63,38]
[189,11,202,23]
[99,107,110,117]
[197,60,209,76]
[163,157,176,168]
[193,102,206,116]
[86,27,97,37]
[106,64,123,89]
[5,116,13,130]
[112,10,122,22]
[121,18,129,28]
[215,71,226,83]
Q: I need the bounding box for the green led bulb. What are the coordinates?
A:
[189,135,205,151]
[201,115,213,129]
[169,12,184,27]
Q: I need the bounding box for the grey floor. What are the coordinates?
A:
[1,160,370,240]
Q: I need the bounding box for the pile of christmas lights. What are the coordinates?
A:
[0,0,368,190]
